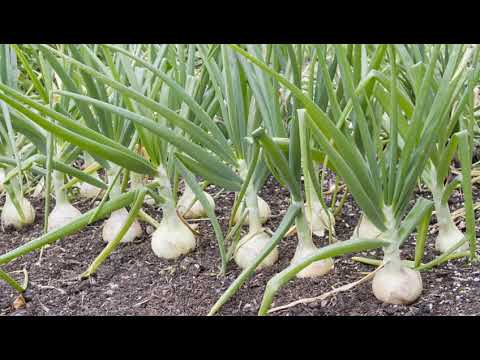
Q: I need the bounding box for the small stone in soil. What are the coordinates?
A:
[146,226,155,235]
[243,303,253,311]
[23,290,34,302]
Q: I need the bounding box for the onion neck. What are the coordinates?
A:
[183,183,195,198]
[306,184,324,214]
[431,185,457,231]
[310,198,324,214]
[156,164,176,219]
[305,162,321,206]
[304,164,332,233]
[161,205,180,226]
[53,170,68,206]
[383,244,402,271]
[239,159,262,234]
[108,165,122,199]
[294,206,316,257]
[380,206,402,270]
[425,166,453,227]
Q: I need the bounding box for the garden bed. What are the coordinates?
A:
[1,176,479,316]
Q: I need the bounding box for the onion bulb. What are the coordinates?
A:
[372,261,423,305]
[48,170,82,231]
[78,180,102,199]
[151,211,196,259]
[430,183,468,253]
[48,203,82,231]
[350,214,383,240]
[80,153,103,199]
[177,184,215,219]
[1,195,35,230]
[291,243,334,278]
[32,178,45,198]
[234,231,278,270]
[233,196,271,225]
[304,202,335,237]
[102,208,143,243]
[435,204,468,253]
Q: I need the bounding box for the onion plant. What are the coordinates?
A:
[1,46,112,234]
[209,45,390,315]
[0,43,478,319]
[197,44,282,270]
[44,44,281,272]
[230,44,478,312]
[392,45,478,255]
[351,44,479,257]
[243,45,338,276]
[6,44,238,275]
[0,44,36,229]
[275,44,339,240]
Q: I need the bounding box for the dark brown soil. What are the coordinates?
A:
[1,176,479,316]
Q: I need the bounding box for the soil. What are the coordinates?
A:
[1,175,479,316]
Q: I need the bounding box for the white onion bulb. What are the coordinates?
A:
[291,244,334,278]
[233,196,271,225]
[102,208,143,243]
[435,221,468,253]
[177,185,215,219]
[1,195,35,230]
[372,262,423,305]
[32,179,45,198]
[350,214,383,240]
[151,211,196,259]
[48,203,82,231]
[78,181,102,199]
[304,203,335,237]
[234,231,278,270]
[144,195,156,206]
[433,202,468,253]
